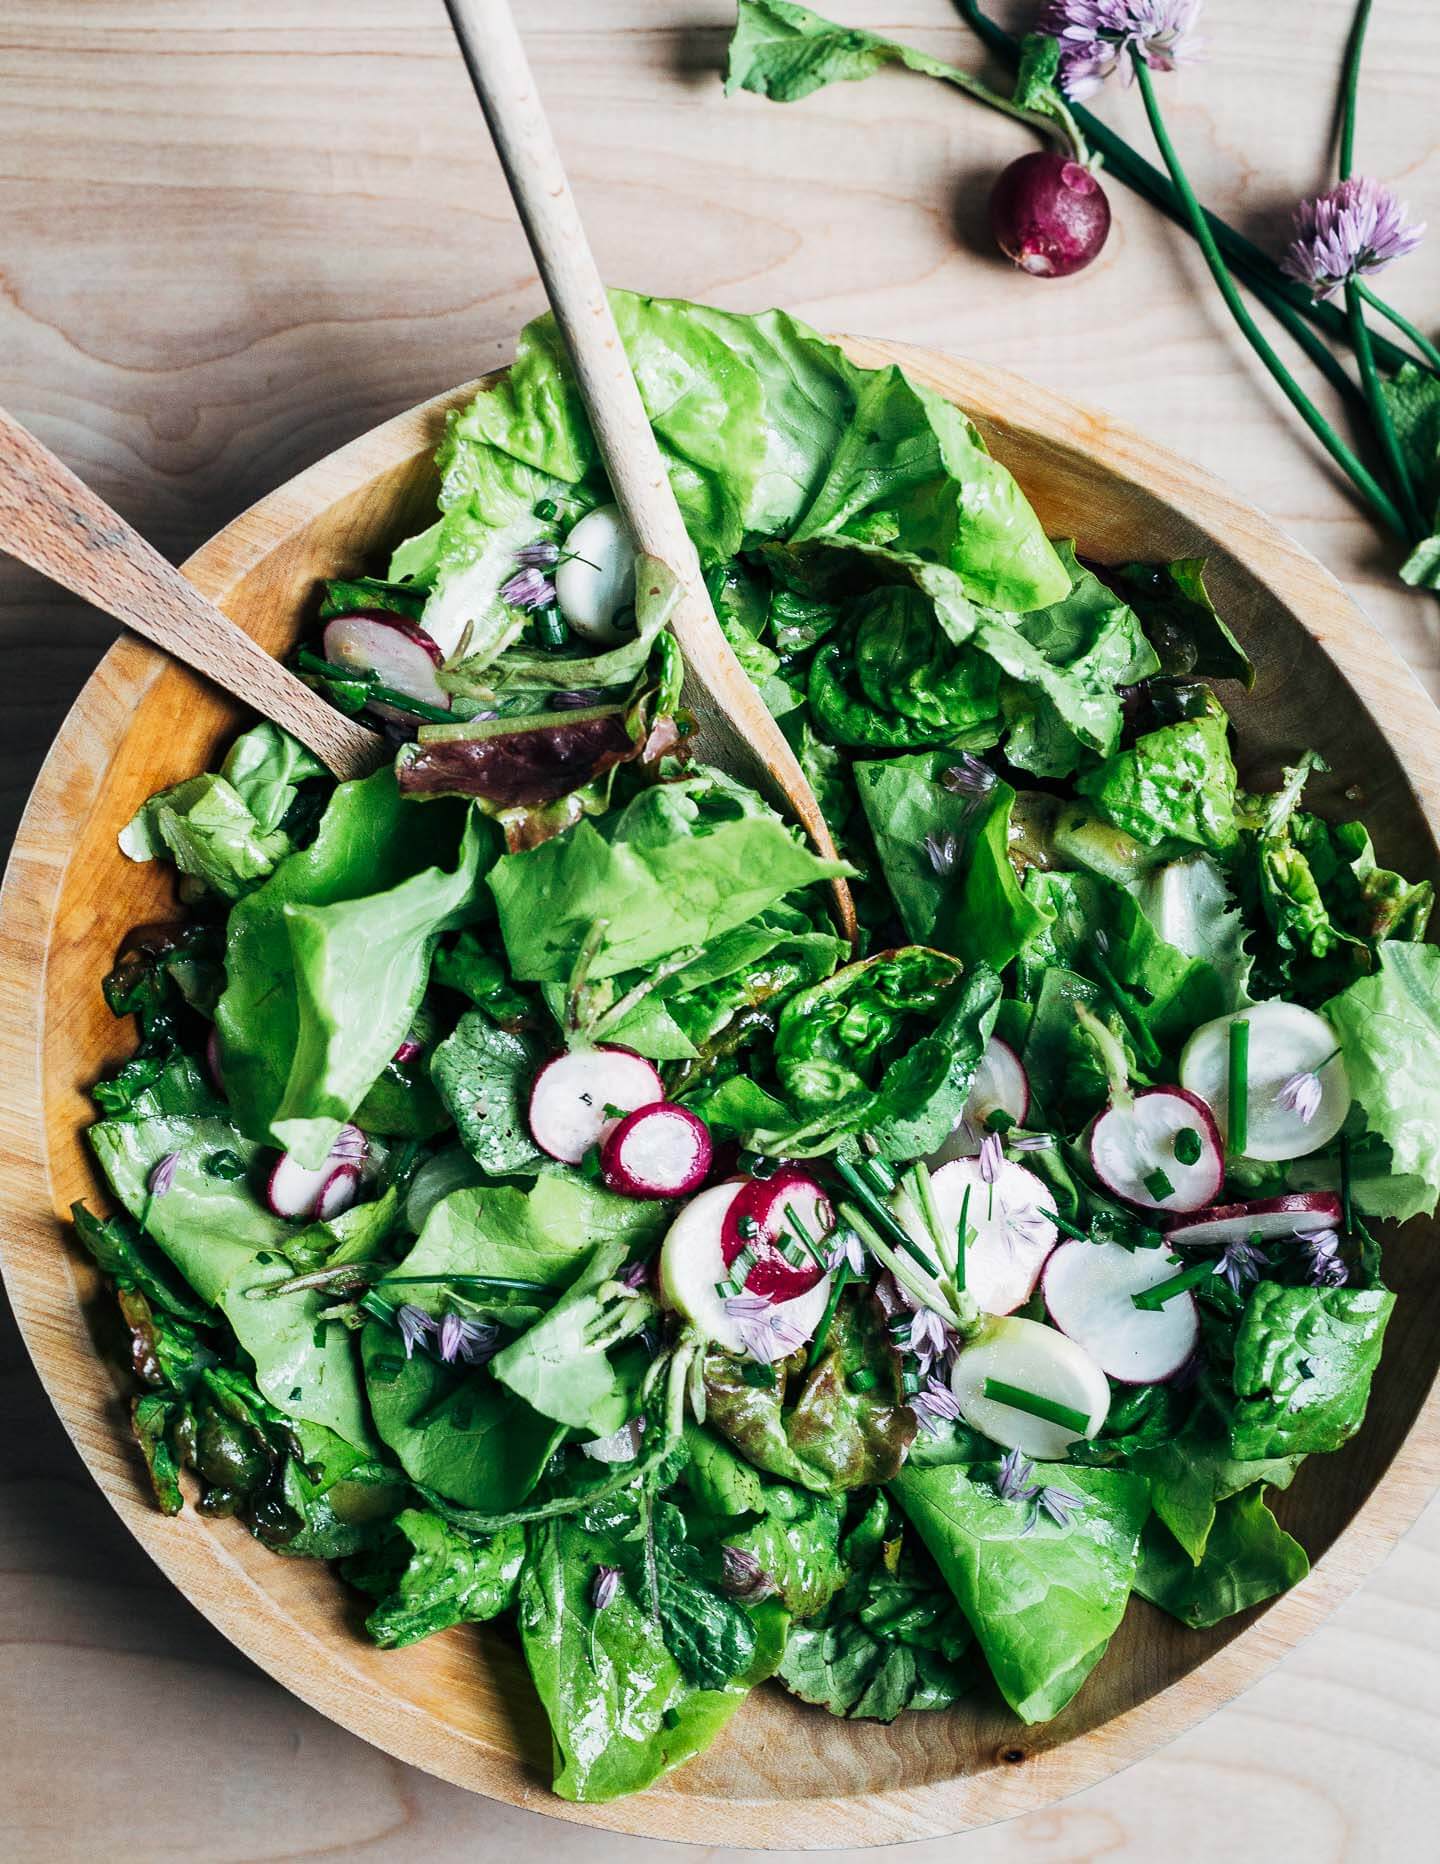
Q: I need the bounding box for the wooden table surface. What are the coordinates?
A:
[3,3,1439,1856]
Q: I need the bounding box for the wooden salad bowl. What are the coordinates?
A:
[4,340,1440,1847]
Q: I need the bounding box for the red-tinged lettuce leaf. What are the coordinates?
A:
[703,1291,915,1492]
[397,706,640,809]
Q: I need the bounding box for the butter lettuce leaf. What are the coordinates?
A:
[1135,1488,1307,1628]
[1228,1282,1395,1459]
[1077,715,1239,853]
[1325,940,1440,1217]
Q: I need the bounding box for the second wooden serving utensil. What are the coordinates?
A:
[0,404,384,783]
[441,0,857,939]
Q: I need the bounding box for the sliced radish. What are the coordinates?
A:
[554,503,637,644]
[527,1046,665,1165]
[1043,1239,1198,1384]
[321,611,451,721]
[950,1316,1110,1461]
[1179,1001,1351,1160]
[926,1038,1031,1165]
[894,1157,1057,1317]
[720,1165,832,1303]
[1164,1191,1342,1252]
[392,1036,423,1066]
[1089,1086,1223,1213]
[579,1417,644,1463]
[314,1163,361,1221]
[601,1104,713,1199]
[206,1024,226,1096]
[660,1180,831,1353]
[265,1124,369,1220]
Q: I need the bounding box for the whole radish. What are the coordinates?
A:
[990,152,1111,278]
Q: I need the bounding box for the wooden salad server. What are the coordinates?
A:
[441,0,858,940]
[0,405,384,782]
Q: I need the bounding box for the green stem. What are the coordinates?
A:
[954,1,1423,381]
[1227,1017,1250,1158]
[1131,1257,1217,1311]
[834,1156,940,1278]
[982,1378,1090,1435]
[806,1263,850,1368]
[1355,282,1440,375]
[1132,58,1408,541]
[1336,2,1421,536]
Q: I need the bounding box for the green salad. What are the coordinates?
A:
[80,293,1440,1804]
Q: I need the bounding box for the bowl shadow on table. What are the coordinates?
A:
[19,361,1440,1825]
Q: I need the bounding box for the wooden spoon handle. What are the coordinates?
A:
[443,0,856,939]
[0,405,384,782]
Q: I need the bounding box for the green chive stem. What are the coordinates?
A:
[807,1264,850,1368]
[1039,1207,1090,1242]
[1227,1018,1250,1157]
[903,1161,952,1278]
[783,1201,826,1269]
[982,1378,1091,1435]
[835,1157,940,1278]
[1131,1257,1217,1311]
[1089,948,1162,1071]
[1355,282,1440,376]
[956,1182,972,1292]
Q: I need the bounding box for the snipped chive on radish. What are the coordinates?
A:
[981,1379,1092,1436]
[1131,1257,1218,1312]
[1042,1240,1198,1384]
[1228,1018,1250,1156]
[297,644,453,725]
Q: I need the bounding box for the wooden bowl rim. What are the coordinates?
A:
[4,340,1440,1847]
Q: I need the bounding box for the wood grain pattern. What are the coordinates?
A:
[0,403,385,780]
[4,342,1440,1849]
[4,2,1440,1856]
[444,0,856,935]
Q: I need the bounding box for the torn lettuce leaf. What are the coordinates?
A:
[1325,940,1440,1218]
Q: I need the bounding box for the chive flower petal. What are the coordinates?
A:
[1280,177,1425,302]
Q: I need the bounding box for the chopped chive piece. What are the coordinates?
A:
[1131,1258,1216,1311]
[715,1277,743,1302]
[533,497,558,520]
[902,1369,920,1396]
[662,1706,681,1728]
[312,1322,328,1349]
[956,1182,971,1292]
[532,607,569,652]
[288,1385,302,1402]
[985,1108,1016,1133]
[782,1239,808,1268]
[982,1379,1091,1435]
[1173,1127,1203,1166]
[834,1157,940,1277]
[807,1265,850,1368]
[1039,1207,1089,1242]
[783,1202,825,1267]
[859,1154,896,1194]
[733,1245,759,1275]
[1143,1166,1175,1202]
[736,1214,760,1241]
[848,1367,877,1394]
[1228,1019,1250,1156]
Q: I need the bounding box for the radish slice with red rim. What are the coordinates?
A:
[601,1104,712,1199]
[1179,1001,1351,1160]
[660,1180,830,1352]
[1089,1086,1223,1213]
[527,1046,665,1165]
[949,1316,1109,1461]
[314,1163,362,1222]
[265,1124,369,1220]
[1164,1192,1342,1251]
[720,1165,832,1303]
[894,1156,1056,1316]
[927,1038,1030,1165]
[1043,1239,1198,1384]
[321,611,451,716]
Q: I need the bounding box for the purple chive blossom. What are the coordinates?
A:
[723,1292,773,1319]
[514,539,561,569]
[925,831,959,877]
[1217,1235,1266,1295]
[438,1312,500,1366]
[940,754,997,799]
[147,1151,180,1197]
[911,1376,964,1437]
[1039,0,1203,100]
[827,1228,867,1276]
[908,1307,952,1362]
[1023,1482,1087,1536]
[1280,177,1425,301]
[1010,1132,1056,1152]
[591,1565,621,1612]
[978,1131,1005,1185]
[719,1544,777,1603]
[737,1307,810,1365]
[395,1304,438,1359]
[1298,1227,1349,1288]
[995,1447,1041,1504]
[619,1258,651,1291]
[1276,1070,1324,1124]
[500,566,557,612]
